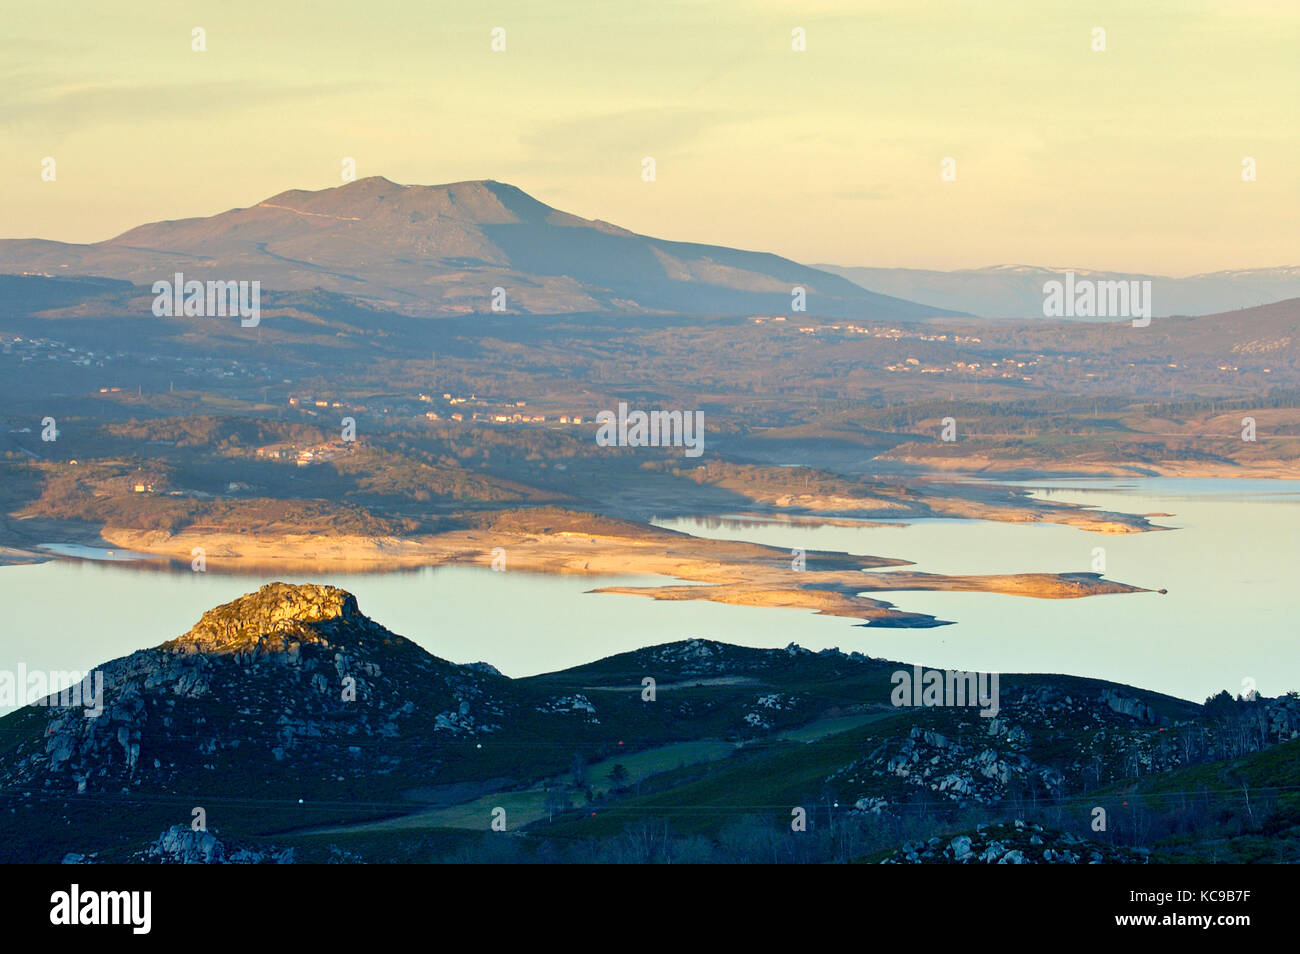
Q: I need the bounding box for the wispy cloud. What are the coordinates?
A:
[1,78,366,134]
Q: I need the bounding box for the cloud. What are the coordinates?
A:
[0,77,367,135]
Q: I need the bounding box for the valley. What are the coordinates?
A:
[1,177,1296,871]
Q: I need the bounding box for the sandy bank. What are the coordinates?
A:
[90,517,1153,628]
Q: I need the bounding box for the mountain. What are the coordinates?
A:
[2,582,1298,863]
[3,583,520,799]
[0,177,961,320]
[818,263,1300,319]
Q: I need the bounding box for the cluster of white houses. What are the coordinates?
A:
[425,411,584,424]
[255,442,350,467]
[284,391,588,430]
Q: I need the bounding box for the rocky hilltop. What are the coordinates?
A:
[171,582,363,653]
[5,583,518,803]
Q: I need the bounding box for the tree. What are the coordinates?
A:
[569,753,587,787]
[608,764,630,791]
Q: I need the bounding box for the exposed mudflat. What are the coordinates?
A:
[85,511,1150,627]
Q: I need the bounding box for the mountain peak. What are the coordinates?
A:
[247,175,553,229]
[291,175,527,203]
[167,582,362,655]
[347,174,403,187]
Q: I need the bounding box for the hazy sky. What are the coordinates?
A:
[3,0,1297,274]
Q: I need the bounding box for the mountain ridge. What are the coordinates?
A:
[0,177,961,320]
[819,262,1300,319]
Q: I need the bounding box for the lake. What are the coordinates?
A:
[1,477,1295,710]
[657,478,1300,703]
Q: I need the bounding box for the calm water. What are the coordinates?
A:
[1,478,1295,708]
[656,478,1300,702]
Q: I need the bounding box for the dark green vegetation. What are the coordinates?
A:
[1,584,1294,864]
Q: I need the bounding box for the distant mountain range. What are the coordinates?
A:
[818,263,1300,319]
[0,177,960,321]
[6,177,1296,324]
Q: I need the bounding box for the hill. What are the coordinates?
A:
[1,582,1296,863]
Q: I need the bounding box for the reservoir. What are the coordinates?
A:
[1,477,1295,710]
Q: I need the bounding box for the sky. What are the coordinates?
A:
[3,0,1298,275]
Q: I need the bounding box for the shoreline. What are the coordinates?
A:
[2,511,1156,628]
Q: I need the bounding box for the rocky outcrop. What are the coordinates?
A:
[880,820,1146,865]
[1100,688,1157,725]
[134,825,295,864]
[167,583,362,655]
[1,583,514,798]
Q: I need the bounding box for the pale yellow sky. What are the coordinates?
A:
[3,0,1297,274]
